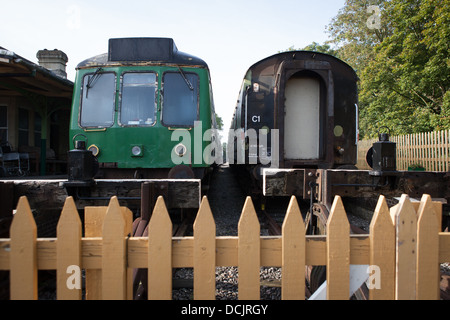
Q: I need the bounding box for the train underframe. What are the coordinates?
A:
[232,163,450,296]
[234,164,450,232]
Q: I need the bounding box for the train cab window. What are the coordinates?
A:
[80,72,115,127]
[162,71,199,127]
[120,72,157,126]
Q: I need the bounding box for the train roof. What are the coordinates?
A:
[76,37,208,69]
[245,50,357,79]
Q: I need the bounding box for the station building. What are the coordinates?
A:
[0,47,73,176]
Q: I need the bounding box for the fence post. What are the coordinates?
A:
[281,196,305,300]
[445,130,449,171]
[238,196,260,300]
[123,207,133,300]
[84,201,132,300]
[10,196,37,300]
[84,206,106,299]
[394,194,417,299]
[326,196,350,300]
[369,195,395,300]
[102,196,127,300]
[194,196,216,300]
[56,196,82,300]
[416,194,440,299]
[148,196,172,300]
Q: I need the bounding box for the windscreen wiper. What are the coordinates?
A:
[86,67,103,98]
[177,66,194,91]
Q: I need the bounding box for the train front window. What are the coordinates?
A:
[162,71,199,127]
[80,72,115,127]
[120,72,157,126]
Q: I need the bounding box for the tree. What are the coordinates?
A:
[215,114,224,131]
[279,42,337,56]
[326,0,391,72]
[302,42,338,56]
[327,0,450,138]
[359,0,450,136]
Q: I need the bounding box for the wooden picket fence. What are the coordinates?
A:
[392,130,450,171]
[0,194,449,300]
[357,129,450,171]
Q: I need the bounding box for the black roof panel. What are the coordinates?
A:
[77,37,208,69]
[108,38,177,62]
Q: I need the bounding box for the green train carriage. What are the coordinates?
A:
[68,38,219,181]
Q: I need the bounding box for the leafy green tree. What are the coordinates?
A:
[279,42,337,56]
[302,42,338,56]
[359,0,450,137]
[326,0,391,72]
[327,0,450,138]
[215,114,224,131]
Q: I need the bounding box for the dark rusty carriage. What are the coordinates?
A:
[228,50,450,296]
[228,50,450,233]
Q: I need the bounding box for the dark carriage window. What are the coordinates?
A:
[80,72,115,127]
[120,72,157,126]
[162,71,199,127]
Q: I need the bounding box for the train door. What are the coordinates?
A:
[284,75,320,160]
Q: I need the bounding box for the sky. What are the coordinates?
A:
[1,0,346,138]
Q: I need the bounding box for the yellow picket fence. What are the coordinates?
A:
[0,194,449,300]
[357,129,450,171]
[392,130,450,171]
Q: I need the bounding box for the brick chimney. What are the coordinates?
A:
[36,49,68,79]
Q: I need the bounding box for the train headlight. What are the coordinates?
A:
[174,143,187,157]
[131,145,143,157]
[88,144,100,157]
